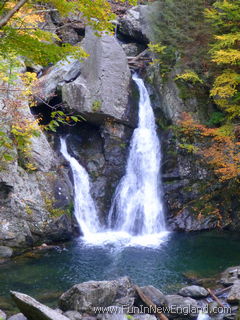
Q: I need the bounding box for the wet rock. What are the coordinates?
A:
[62,28,131,124]
[0,309,6,320]
[140,286,166,306]
[59,277,136,315]
[227,280,240,304]
[165,295,198,318]
[64,310,82,320]
[178,285,209,299]
[11,291,69,320]
[220,266,240,286]
[8,313,27,320]
[0,246,13,258]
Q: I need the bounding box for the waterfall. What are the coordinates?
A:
[59,74,168,247]
[108,73,167,236]
[60,137,100,237]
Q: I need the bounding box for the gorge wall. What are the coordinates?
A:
[0,1,236,251]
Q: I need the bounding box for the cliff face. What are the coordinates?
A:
[0,77,74,248]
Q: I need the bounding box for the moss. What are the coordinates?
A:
[25,204,33,215]
[92,100,102,112]
[43,197,66,217]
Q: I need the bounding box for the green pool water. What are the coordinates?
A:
[1,231,240,314]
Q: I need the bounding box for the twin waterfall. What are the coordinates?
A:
[60,74,168,246]
[60,138,100,236]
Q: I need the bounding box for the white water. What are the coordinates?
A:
[60,137,100,237]
[60,74,169,247]
[108,73,167,237]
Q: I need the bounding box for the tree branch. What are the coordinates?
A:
[0,0,28,29]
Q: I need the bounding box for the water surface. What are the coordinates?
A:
[1,231,240,314]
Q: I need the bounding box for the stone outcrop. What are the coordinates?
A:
[11,291,69,320]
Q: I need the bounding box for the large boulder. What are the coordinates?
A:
[220,266,240,286]
[59,277,136,314]
[11,291,69,320]
[61,28,131,124]
[165,295,198,318]
[178,286,208,299]
[140,286,166,306]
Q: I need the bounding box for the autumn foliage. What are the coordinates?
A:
[179,113,240,182]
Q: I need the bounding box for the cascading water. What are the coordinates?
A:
[60,137,100,237]
[108,73,168,239]
[60,74,168,247]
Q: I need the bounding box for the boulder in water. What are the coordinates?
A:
[59,277,136,314]
[178,285,209,299]
[139,286,166,306]
[220,266,240,286]
[11,291,69,320]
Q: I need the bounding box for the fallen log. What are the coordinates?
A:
[135,285,169,320]
[207,288,225,308]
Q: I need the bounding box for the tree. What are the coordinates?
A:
[0,0,134,169]
[205,0,240,119]
[0,0,120,67]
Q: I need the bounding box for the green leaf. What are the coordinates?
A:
[3,153,14,161]
[70,116,79,122]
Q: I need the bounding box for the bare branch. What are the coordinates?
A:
[0,0,28,29]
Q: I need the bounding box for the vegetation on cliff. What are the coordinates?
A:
[150,0,240,223]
